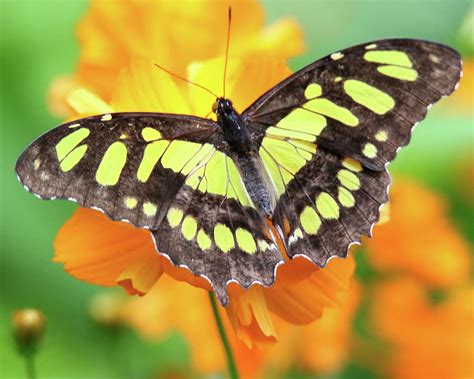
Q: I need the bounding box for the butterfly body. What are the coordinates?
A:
[214,97,277,217]
[16,39,462,306]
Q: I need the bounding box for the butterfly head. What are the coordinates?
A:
[212,97,234,117]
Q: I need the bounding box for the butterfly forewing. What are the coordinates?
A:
[16,113,219,229]
[244,39,462,170]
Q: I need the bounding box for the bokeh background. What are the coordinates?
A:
[1,1,472,378]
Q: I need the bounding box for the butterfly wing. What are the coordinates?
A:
[16,112,282,305]
[151,152,282,305]
[244,39,461,170]
[242,39,461,264]
[16,113,220,229]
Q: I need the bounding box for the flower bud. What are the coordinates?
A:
[12,309,46,355]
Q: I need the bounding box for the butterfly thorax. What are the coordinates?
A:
[213,98,252,153]
[213,97,277,217]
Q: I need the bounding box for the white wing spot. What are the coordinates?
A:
[429,54,440,63]
[101,114,112,121]
[33,159,41,170]
[331,52,344,60]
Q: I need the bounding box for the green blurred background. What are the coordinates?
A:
[1,1,472,378]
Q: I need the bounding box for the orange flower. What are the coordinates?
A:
[371,278,474,379]
[295,281,360,374]
[48,0,303,116]
[53,39,357,351]
[365,179,470,288]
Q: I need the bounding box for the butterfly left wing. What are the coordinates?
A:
[241,39,461,265]
[16,112,283,306]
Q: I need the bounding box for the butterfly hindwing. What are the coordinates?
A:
[153,171,282,306]
[272,148,390,265]
[244,39,461,170]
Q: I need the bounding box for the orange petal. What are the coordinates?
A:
[264,256,355,324]
[111,58,192,114]
[54,208,163,295]
[226,284,277,349]
[75,0,303,101]
[298,282,361,374]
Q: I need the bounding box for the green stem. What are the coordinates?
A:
[208,292,239,379]
[24,353,36,379]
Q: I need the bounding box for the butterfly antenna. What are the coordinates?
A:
[223,6,232,98]
[153,63,219,98]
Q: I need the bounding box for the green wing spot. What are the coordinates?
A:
[375,130,389,142]
[181,215,198,241]
[304,83,323,99]
[55,128,90,161]
[167,207,183,228]
[337,169,361,191]
[143,202,157,217]
[364,50,412,67]
[141,127,162,141]
[197,229,212,250]
[342,158,362,172]
[96,141,127,186]
[305,98,359,127]
[276,108,326,139]
[299,206,321,235]
[161,140,202,173]
[338,187,355,208]
[137,140,169,182]
[316,192,340,219]
[124,197,138,209]
[362,143,378,158]
[344,80,395,115]
[235,228,257,254]
[377,65,417,81]
[214,223,235,253]
[59,145,88,172]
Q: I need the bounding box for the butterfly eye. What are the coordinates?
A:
[212,101,219,113]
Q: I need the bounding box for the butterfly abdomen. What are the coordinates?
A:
[234,152,276,218]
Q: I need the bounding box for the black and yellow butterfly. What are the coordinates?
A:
[16,39,461,305]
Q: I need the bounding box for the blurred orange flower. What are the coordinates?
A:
[365,179,470,288]
[52,0,358,350]
[371,278,474,379]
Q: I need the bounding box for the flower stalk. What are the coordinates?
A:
[209,292,239,379]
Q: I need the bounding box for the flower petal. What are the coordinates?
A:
[54,208,163,294]
[111,58,192,114]
[188,56,292,117]
[75,0,303,101]
[264,256,355,324]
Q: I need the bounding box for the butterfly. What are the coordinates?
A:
[16,39,461,306]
